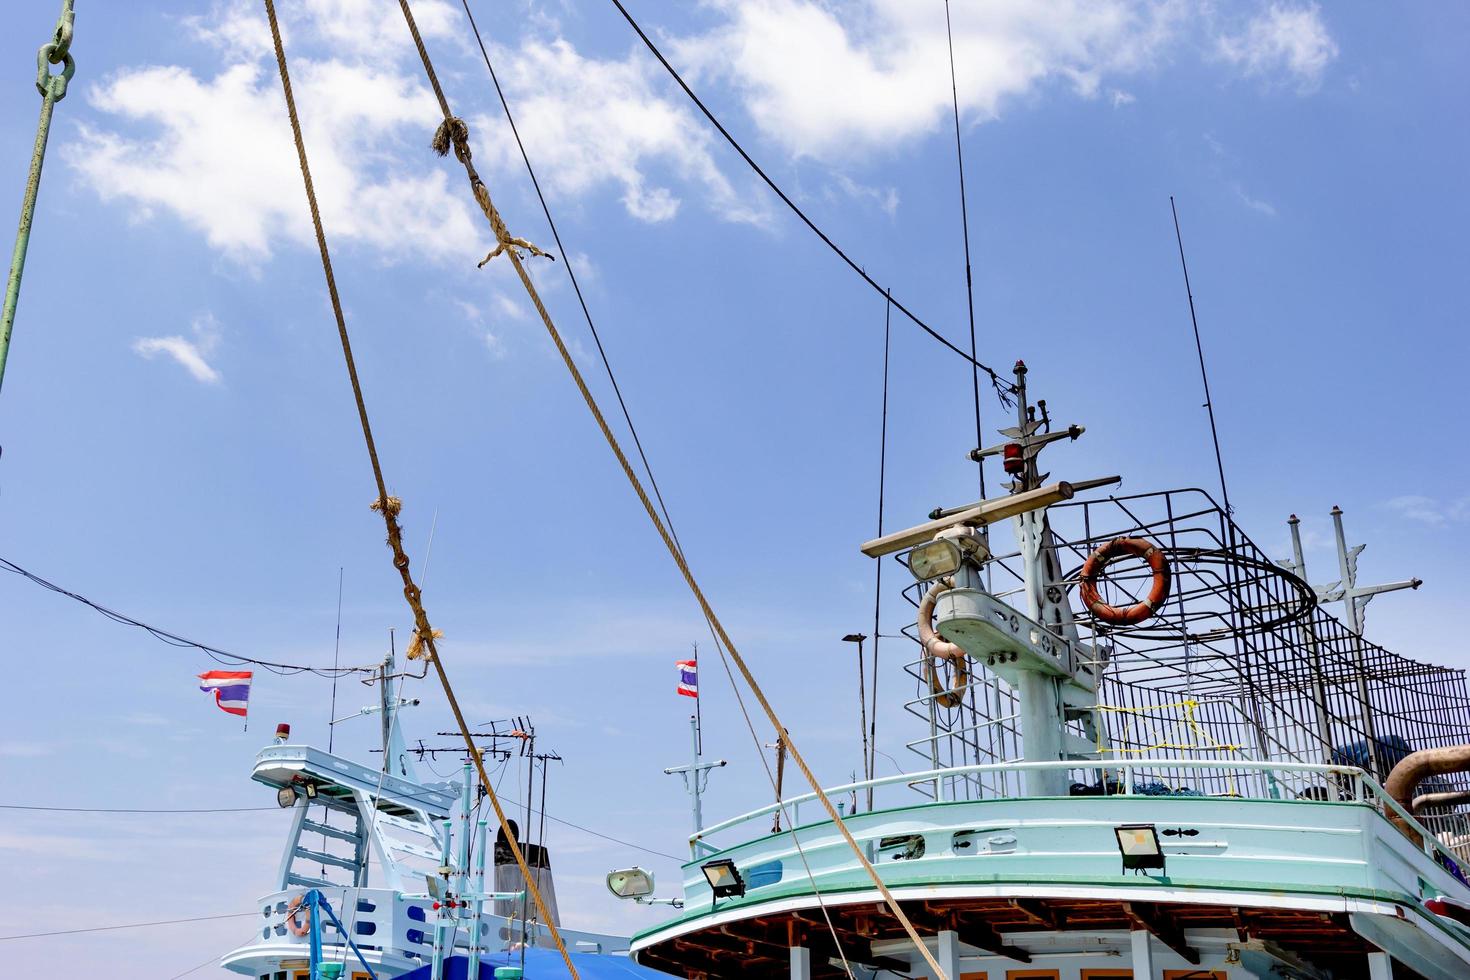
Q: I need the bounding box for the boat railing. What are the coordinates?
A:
[689,757,1470,872]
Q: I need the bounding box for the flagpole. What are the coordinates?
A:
[692,641,702,756]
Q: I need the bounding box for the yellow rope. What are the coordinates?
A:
[391,3,950,975]
[1094,699,1245,793]
[260,3,578,974]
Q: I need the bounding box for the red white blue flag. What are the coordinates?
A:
[198,670,252,718]
[676,659,698,699]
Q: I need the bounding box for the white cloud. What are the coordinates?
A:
[831,173,900,217]
[476,39,767,226]
[673,0,1185,161]
[491,293,526,321]
[69,0,1342,259]
[0,741,53,758]
[454,294,522,359]
[132,313,225,384]
[1386,495,1470,527]
[1232,181,1277,217]
[69,1,481,265]
[1218,3,1338,91]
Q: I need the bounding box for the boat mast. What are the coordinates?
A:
[1,1,75,395]
[664,714,726,833]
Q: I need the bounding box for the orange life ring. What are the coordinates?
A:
[918,580,970,708]
[1079,537,1171,626]
[286,894,312,937]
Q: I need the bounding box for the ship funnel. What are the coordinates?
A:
[494,819,560,927]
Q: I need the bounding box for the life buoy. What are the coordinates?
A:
[286,894,312,937]
[1079,537,1171,626]
[918,580,970,708]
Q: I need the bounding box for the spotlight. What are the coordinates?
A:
[1114,823,1165,873]
[906,538,963,581]
[276,786,297,809]
[700,859,746,901]
[606,868,656,900]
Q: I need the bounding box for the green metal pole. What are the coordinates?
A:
[0,1,75,396]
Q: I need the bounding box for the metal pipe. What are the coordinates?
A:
[468,817,489,980]
[1384,745,1470,840]
[917,580,964,662]
[1412,790,1470,813]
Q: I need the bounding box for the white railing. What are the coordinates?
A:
[690,758,1469,875]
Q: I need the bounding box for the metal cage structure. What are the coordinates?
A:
[898,487,1470,856]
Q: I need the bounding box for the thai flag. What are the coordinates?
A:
[198,670,252,718]
[676,659,698,699]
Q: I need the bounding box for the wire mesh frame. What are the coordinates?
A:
[894,488,1470,838]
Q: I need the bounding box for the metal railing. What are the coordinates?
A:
[689,758,1470,872]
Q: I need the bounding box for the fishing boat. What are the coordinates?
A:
[221,649,664,980]
[615,362,1470,979]
[5,4,1463,980]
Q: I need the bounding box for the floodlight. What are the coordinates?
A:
[304,782,318,800]
[907,538,963,581]
[276,786,296,809]
[1114,823,1165,873]
[605,867,656,900]
[700,859,746,899]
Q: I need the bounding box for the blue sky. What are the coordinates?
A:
[1,1,1467,975]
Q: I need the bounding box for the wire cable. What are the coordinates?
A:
[0,803,273,814]
[868,291,892,807]
[1,791,676,859]
[458,0,689,561]
[0,556,376,677]
[0,912,255,942]
[607,0,1015,406]
[944,0,988,496]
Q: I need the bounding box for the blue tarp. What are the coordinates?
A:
[399,950,675,979]
[1332,734,1416,772]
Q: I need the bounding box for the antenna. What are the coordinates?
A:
[944,0,987,500]
[1170,196,1233,516]
[327,566,344,753]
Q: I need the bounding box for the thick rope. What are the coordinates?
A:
[391,4,949,975]
[260,5,578,975]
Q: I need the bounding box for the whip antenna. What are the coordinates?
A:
[1170,196,1232,516]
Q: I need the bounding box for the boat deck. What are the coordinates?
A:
[631,760,1470,979]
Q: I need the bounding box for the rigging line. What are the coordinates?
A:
[708,637,856,979]
[944,0,987,499]
[464,0,789,802]
[869,290,892,802]
[457,0,686,559]
[400,6,946,974]
[0,555,376,677]
[606,0,1016,407]
[167,945,243,980]
[263,2,579,974]
[1169,196,1232,517]
[0,911,256,942]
